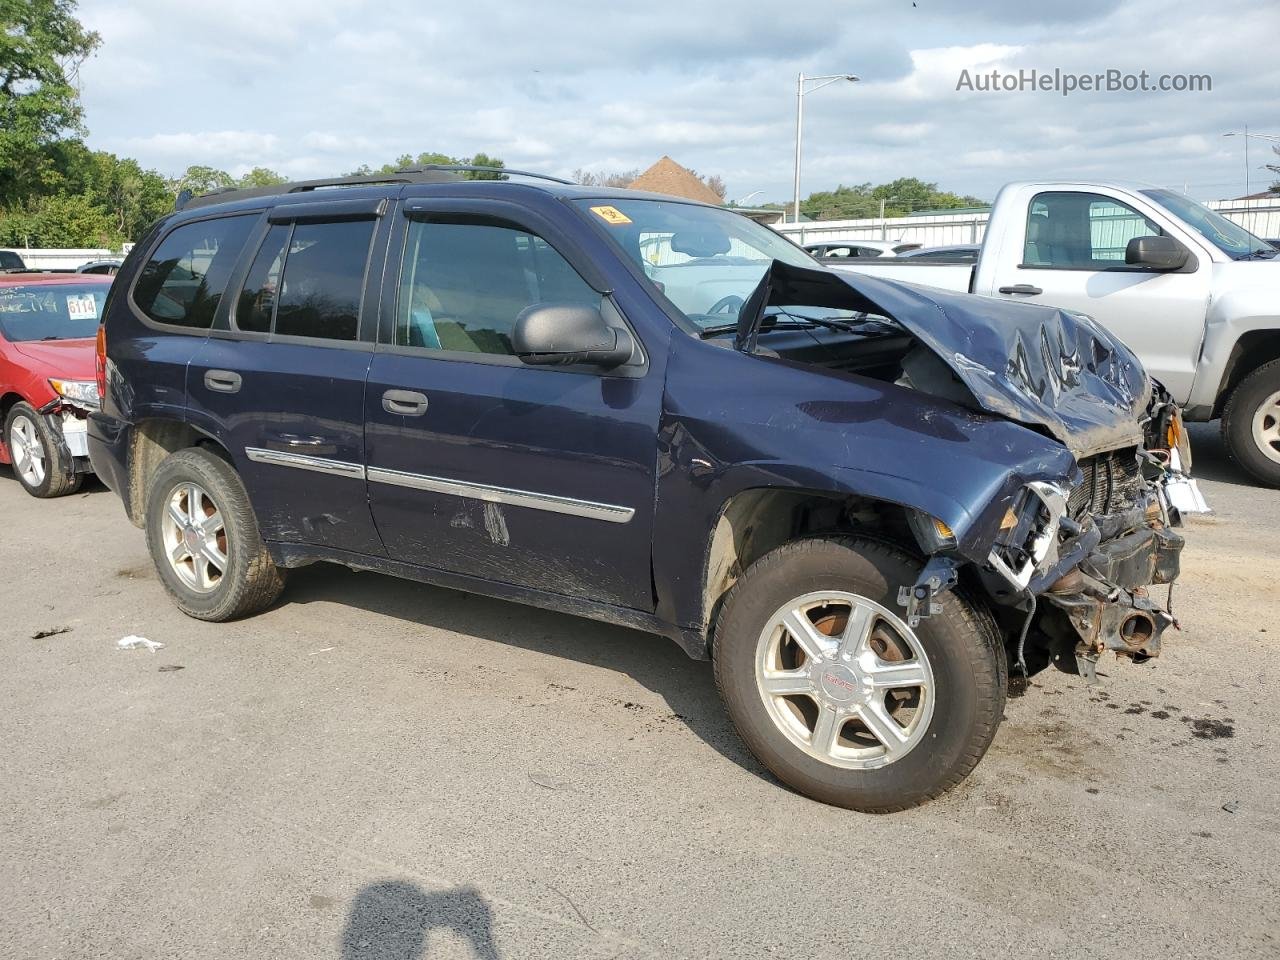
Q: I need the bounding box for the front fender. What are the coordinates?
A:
[1190,274,1280,414]
[652,338,1076,631]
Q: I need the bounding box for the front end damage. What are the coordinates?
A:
[903,386,1205,689]
[735,260,1209,689]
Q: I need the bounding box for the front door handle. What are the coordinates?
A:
[204,370,242,393]
[997,284,1043,296]
[382,389,429,417]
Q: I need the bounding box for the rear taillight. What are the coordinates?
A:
[95,324,107,401]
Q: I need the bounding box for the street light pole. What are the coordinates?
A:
[1224,128,1280,196]
[792,72,859,230]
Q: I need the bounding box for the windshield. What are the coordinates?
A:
[1142,189,1275,259]
[573,198,819,327]
[0,283,108,342]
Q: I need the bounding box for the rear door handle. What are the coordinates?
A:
[204,370,242,393]
[382,389,429,417]
[997,284,1043,296]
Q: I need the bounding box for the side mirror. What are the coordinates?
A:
[1125,235,1189,271]
[512,302,635,368]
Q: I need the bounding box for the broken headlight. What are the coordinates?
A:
[987,482,1069,589]
[49,378,100,411]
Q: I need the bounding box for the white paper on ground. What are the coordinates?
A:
[117,635,165,653]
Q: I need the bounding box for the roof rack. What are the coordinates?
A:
[177,164,574,211]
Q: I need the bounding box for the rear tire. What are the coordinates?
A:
[1222,358,1280,488]
[4,402,81,498]
[144,447,285,621]
[713,536,1006,813]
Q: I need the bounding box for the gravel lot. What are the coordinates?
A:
[1,422,1276,960]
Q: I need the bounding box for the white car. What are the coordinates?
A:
[803,239,921,260]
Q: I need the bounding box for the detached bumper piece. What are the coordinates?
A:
[1040,525,1183,681]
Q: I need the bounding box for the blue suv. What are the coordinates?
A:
[90,167,1192,811]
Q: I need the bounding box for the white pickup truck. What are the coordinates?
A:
[827,180,1280,486]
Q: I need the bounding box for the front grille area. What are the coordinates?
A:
[1068,448,1144,520]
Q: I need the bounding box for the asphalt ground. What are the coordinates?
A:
[1,420,1276,959]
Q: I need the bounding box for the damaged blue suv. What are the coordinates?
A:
[89,167,1197,812]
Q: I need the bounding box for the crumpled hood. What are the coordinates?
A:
[736,261,1149,457]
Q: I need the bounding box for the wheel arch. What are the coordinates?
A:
[124,417,235,527]
[699,486,919,648]
[1212,328,1280,419]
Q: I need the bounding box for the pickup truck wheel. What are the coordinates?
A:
[144,448,285,621]
[1222,359,1280,487]
[713,537,1006,813]
[4,402,81,498]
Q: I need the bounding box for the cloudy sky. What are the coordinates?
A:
[75,0,1279,205]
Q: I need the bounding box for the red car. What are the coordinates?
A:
[1,274,112,497]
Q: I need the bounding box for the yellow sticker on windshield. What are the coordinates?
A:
[590,205,633,225]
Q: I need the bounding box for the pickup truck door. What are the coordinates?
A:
[983,188,1210,402]
[362,199,661,611]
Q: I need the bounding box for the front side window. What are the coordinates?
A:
[0,282,109,342]
[1023,192,1162,269]
[573,198,815,328]
[134,215,256,328]
[395,219,599,355]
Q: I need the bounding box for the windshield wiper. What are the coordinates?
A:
[1235,249,1277,261]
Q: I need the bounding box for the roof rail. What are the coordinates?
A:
[177,165,573,211]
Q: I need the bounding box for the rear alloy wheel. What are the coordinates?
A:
[714,537,1006,812]
[4,402,81,498]
[145,448,285,621]
[1223,358,1280,487]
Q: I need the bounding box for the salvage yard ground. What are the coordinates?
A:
[1,423,1277,959]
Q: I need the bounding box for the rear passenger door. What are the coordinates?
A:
[127,214,260,420]
[187,199,389,556]
[362,200,661,611]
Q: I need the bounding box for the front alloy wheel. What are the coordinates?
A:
[714,537,1006,812]
[4,402,81,498]
[756,592,934,770]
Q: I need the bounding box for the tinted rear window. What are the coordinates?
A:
[133,215,256,329]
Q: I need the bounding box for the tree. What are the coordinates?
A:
[175,165,235,195]
[1266,146,1280,194]
[801,177,988,221]
[346,151,507,179]
[237,167,287,188]
[572,168,639,188]
[0,0,102,207]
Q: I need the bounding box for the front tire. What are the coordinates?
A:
[1222,359,1280,487]
[144,447,285,621]
[713,537,1006,813]
[4,402,81,498]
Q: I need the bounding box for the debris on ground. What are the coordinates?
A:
[158,665,185,673]
[1222,800,1240,813]
[31,626,72,639]
[117,635,164,653]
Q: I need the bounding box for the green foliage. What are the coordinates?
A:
[0,0,102,208]
[346,151,508,179]
[800,177,988,221]
[0,192,115,247]
[236,166,288,188]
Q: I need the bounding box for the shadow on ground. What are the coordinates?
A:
[282,559,771,786]
[341,881,500,959]
[1183,422,1257,487]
